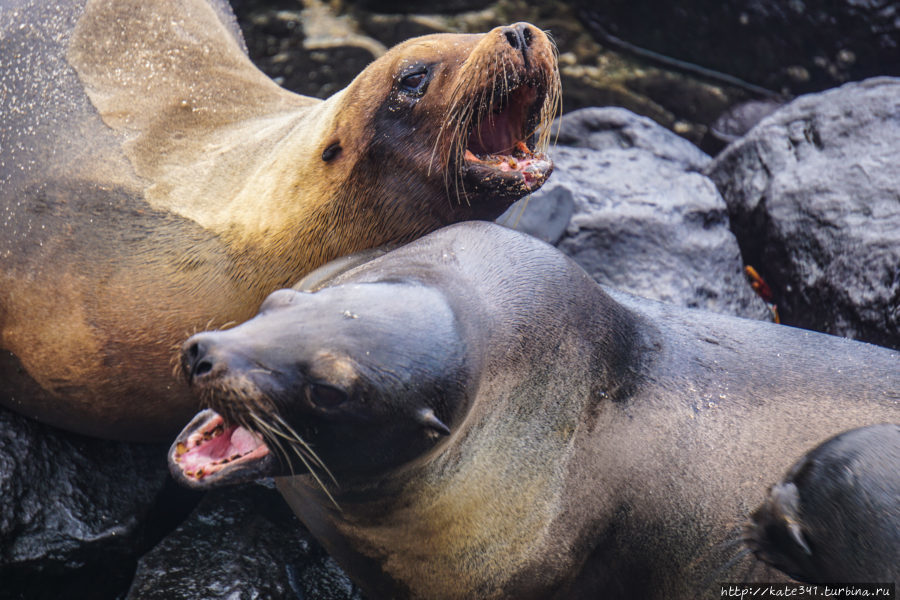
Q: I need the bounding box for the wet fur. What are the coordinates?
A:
[176,222,899,598]
[0,0,558,440]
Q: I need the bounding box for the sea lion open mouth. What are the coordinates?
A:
[169,409,275,488]
[428,22,560,206]
[168,281,468,500]
[461,84,553,192]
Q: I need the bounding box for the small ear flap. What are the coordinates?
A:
[417,408,451,436]
[787,521,812,556]
[322,142,342,161]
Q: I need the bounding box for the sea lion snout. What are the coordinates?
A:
[181,333,242,385]
[500,23,536,61]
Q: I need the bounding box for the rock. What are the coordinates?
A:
[707,77,900,349]
[500,108,770,320]
[575,0,900,96]
[234,1,382,100]
[0,405,175,600]
[553,106,712,171]
[126,482,363,600]
[709,99,784,144]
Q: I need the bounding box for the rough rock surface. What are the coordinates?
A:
[126,482,364,600]
[0,405,176,600]
[707,77,900,349]
[553,106,712,171]
[501,108,771,320]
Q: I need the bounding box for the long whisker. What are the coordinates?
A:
[249,413,295,475]
[253,414,328,473]
[511,193,531,230]
[288,442,341,511]
[248,413,340,510]
[272,414,339,485]
[700,547,753,591]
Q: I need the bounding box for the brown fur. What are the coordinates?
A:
[0,0,559,440]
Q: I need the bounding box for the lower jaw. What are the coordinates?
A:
[460,157,553,208]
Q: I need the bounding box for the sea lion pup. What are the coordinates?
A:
[745,423,899,584]
[169,222,899,600]
[0,0,560,441]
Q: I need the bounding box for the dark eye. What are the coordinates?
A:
[307,383,348,409]
[400,70,429,95]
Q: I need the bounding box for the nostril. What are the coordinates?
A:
[193,359,213,378]
[504,29,520,49]
[182,339,216,381]
[520,25,533,47]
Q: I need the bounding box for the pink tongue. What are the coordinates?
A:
[179,425,262,472]
[231,427,262,453]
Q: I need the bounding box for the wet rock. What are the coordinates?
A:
[126,482,364,600]
[553,107,712,171]
[0,405,173,600]
[707,77,900,348]
[501,108,770,320]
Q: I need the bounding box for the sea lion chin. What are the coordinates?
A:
[169,222,898,599]
[0,0,559,441]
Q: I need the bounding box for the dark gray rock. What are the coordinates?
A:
[0,405,173,600]
[499,186,575,246]
[501,109,770,320]
[707,77,900,349]
[127,482,363,600]
[553,107,712,171]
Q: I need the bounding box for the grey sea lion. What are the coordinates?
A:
[745,423,899,584]
[168,222,899,599]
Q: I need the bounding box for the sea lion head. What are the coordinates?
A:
[169,283,470,491]
[314,23,561,225]
[743,423,900,583]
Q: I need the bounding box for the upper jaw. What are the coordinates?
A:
[168,409,278,490]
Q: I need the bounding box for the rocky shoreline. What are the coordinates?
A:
[2,2,897,598]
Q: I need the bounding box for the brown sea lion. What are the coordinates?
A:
[0,0,560,441]
[745,423,899,585]
[168,222,900,599]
